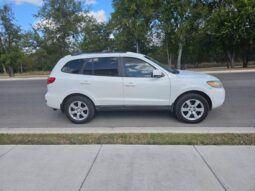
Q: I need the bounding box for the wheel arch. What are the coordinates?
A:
[61,93,96,112]
[173,90,212,111]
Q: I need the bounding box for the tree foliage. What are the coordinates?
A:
[1,0,255,76]
[0,4,23,76]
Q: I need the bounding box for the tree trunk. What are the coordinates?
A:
[2,64,7,73]
[136,41,139,53]
[7,66,14,77]
[242,44,250,68]
[166,44,172,68]
[243,60,248,68]
[177,42,183,69]
[227,50,234,68]
[20,63,23,73]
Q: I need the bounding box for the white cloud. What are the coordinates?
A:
[13,0,96,6]
[14,0,43,6]
[33,9,107,31]
[33,19,57,30]
[88,10,106,23]
[84,0,96,5]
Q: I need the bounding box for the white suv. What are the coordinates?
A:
[45,52,225,124]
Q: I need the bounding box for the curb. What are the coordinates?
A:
[201,69,255,74]
[0,77,47,81]
[1,127,255,134]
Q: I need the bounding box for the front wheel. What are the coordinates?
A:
[64,96,95,124]
[174,93,209,123]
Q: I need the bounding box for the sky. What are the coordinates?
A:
[0,0,113,31]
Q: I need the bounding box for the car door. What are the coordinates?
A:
[79,56,124,106]
[122,57,170,106]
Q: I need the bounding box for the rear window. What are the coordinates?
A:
[61,59,83,74]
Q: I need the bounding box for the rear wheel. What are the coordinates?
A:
[174,93,209,123]
[64,95,95,124]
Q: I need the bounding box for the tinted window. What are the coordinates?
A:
[62,59,83,74]
[123,57,155,77]
[93,57,118,76]
[82,58,93,75]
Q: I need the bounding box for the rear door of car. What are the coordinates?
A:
[78,56,123,106]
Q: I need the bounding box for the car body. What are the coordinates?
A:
[45,52,225,123]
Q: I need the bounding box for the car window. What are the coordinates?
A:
[93,57,119,76]
[82,58,93,75]
[123,57,155,78]
[61,59,83,74]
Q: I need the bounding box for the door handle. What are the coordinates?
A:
[125,82,136,87]
[80,81,90,85]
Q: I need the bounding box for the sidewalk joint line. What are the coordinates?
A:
[0,145,16,159]
[193,146,227,191]
[78,144,103,191]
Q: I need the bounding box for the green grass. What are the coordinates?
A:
[0,133,254,145]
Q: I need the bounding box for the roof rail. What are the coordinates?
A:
[70,51,141,56]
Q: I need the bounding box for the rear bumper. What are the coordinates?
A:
[209,88,225,109]
[45,92,62,109]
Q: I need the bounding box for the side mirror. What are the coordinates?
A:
[152,70,163,78]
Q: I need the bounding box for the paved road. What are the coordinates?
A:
[0,72,254,128]
[0,145,255,191]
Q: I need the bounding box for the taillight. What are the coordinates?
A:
[47,77,56,84]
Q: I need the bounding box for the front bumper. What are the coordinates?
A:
[208,87,225,109]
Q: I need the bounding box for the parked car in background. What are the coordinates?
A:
[45,52,225,124]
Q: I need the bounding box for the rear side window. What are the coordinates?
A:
[82,59,93,75]
[93,57,119,76]
[61,59,83,74]
[80,57,119,77]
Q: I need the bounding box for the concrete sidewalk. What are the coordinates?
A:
[0,145,254,191]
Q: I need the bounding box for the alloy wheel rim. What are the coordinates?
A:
[181,99,204,121]
[68,101,89,121]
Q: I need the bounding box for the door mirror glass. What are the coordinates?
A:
[152,70,163,78]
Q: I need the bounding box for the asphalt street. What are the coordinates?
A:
[0,72,254,128]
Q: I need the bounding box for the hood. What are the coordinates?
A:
[176,70,218,80]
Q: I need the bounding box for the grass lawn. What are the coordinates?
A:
[0,133,254,145]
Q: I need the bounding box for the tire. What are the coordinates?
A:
[174,93,209,123]
[64,95,95,124]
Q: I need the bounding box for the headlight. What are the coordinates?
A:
[207,81,223,88]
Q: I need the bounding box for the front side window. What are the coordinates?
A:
[61,59,83,74]
[93,57,119,76]
[123,57,155,78]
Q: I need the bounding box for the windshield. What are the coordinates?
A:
[144,56,179,74]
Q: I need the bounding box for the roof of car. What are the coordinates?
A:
[69,51,144,57]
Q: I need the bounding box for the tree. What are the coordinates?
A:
[152,0,175,67]
[205,0,255,68]
[35,0,87,68]
[0,4,23,77]
[235,0,255,67]
[80,18,112,52]
[110,0,154,53]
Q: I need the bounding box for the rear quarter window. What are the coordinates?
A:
[61,59,84,74]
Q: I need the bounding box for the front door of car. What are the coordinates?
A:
[122,57,170,106]
[79,57,123,106]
